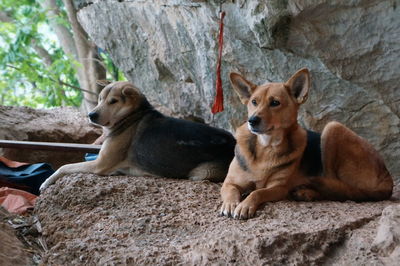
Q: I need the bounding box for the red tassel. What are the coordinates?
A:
[211,11,225,114]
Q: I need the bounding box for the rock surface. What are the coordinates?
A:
[36,173,400,265]
[371,204,400,262]
[0,106,101,169]
[76,0,400,183]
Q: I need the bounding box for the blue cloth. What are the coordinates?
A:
[84,153,98,161]
[0,162,54,195]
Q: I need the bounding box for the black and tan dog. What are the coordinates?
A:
[40,81,235,191]
[220,68,394,219]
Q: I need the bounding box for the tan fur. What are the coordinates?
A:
[91,81,143,128]
[40,82,157,191]
[220,68,394,219]
[40,112,152,191]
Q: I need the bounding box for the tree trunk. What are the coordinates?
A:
[42,0,106,111]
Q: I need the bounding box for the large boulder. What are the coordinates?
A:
[0,106,101,169]
[76,0,400,183]
[36,173,400,265]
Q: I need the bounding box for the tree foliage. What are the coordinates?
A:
[0,0,122,108]
[0,0,80,107]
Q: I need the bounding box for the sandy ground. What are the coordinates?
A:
[35,173,399,265]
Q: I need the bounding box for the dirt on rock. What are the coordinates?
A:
[0,206,47,266]
[0,207,33,265]
[35,173,400,265]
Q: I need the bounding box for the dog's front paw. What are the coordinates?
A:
[233,199,257,220]
[39,180,50,193]
[290,185,321,201]
[39,178,54,192]
[220,201,240,217]
[39,170,62,193]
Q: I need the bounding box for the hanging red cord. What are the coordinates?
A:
[211,10,225,114]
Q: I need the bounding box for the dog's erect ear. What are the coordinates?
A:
[96,80,112,87]
[122,85,138,97]
[285,68,310,104]
[229,72,257,104]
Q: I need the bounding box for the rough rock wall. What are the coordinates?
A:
[76,0,400,182]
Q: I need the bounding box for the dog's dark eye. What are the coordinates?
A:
[270,100,280,107]
[109,98,118,104]
[251,99,257,106]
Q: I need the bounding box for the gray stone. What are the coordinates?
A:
[76,0,400,183]
[371,204,400,263]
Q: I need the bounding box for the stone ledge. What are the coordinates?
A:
[36,173,399,265]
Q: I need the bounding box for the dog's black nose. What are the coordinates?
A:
[248,116,261,127]
[88,111,99,122]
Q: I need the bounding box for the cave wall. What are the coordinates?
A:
[76,0,400,182]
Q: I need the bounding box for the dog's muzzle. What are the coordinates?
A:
[248,115,261,131]
[88,111,99,123]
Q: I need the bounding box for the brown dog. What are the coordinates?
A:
[220,68,394,219]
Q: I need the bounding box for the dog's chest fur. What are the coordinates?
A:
[234,125,321,187]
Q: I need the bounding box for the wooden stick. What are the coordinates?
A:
[0,140,101,153]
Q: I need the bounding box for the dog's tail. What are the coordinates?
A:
[313,175,393,202]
